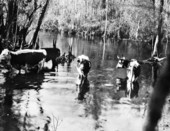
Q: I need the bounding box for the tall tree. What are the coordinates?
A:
[151,0,164,86]
[0,0,49,51]
[29,0,50,48]
[152,0,164,57]
[103,0,108,38]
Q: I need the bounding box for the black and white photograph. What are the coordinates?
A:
[0,0,170,131]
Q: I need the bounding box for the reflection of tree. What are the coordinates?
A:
[0,73,46,130]
[101,38,106,66]
[3,73,44,89]
[65,37,76,71]
[1,77,20,131]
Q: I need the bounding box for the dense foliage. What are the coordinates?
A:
[0,0,49,51]
[42,0,170,40]
[0,0,170,50]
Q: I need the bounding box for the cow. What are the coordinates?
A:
[0,49,47,73]
[116,56,141,98]
[55,53,67,66]
[42,48,60,71]
[76,55,91,100]
[65,52,76,65]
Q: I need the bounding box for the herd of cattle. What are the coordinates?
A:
[0,48,61,73]
[0,46,169,130]
[0,47,91,100]
[116,56,141,99]
[0,45,141,100]
[116,55,170,131]
[0,46,141,99]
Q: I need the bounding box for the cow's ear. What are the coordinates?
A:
[117,55,120,59]
[122,56,125,60]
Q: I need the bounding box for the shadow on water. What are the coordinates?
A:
[2,72,45,89]
[0,33,159,131]
[81,39,154,131]
[0,72,54,131]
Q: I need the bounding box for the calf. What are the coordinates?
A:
[76,55,91,100]
[116,56,141,98]
[0,49,47,73]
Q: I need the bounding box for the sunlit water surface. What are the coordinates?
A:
[0,32,165,131]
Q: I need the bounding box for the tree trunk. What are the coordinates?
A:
[143,55,170,131]
[0,3,4,38]
[152,0,164,57]
[151,0,164,86]
[101,0,106,9]
[103,0,108,38]
[135,20,141,40]
[30,0,50,48]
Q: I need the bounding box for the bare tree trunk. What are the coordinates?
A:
[152,35,159,57]
[30,0,50,48]
[0,3,4,38]
[152,0,164,57]
[102,38,106,66]
[151,0,164,86]
[143,55,170,131]
[135,20,141,40]
[103,0,108,38]
[6,0,18,42]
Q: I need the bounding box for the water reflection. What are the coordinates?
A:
[0,72,46,130]
[0,33,155,131]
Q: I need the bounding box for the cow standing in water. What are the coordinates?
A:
[116,56,141,98]
[0,49,47,73]
[76,55,91,100]
[42,40,60,71]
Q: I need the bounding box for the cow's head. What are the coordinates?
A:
[77,55,91,77]
[0,49,12,68]
[127,59,141,80]
[116,56,130,68]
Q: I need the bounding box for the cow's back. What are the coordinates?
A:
[25,52,46,65]
[42,48,60,61]
[10,49,46,66]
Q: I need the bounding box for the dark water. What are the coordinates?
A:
[0,32,155,131]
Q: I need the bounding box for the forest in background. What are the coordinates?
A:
[42,0,170,41]
[0,0,170,52]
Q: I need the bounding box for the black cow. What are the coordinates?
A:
[76,55,91,100]
[0,49,47,73]
[55,53,67,66]
[42,48,60,71]
[116,56,141,98]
